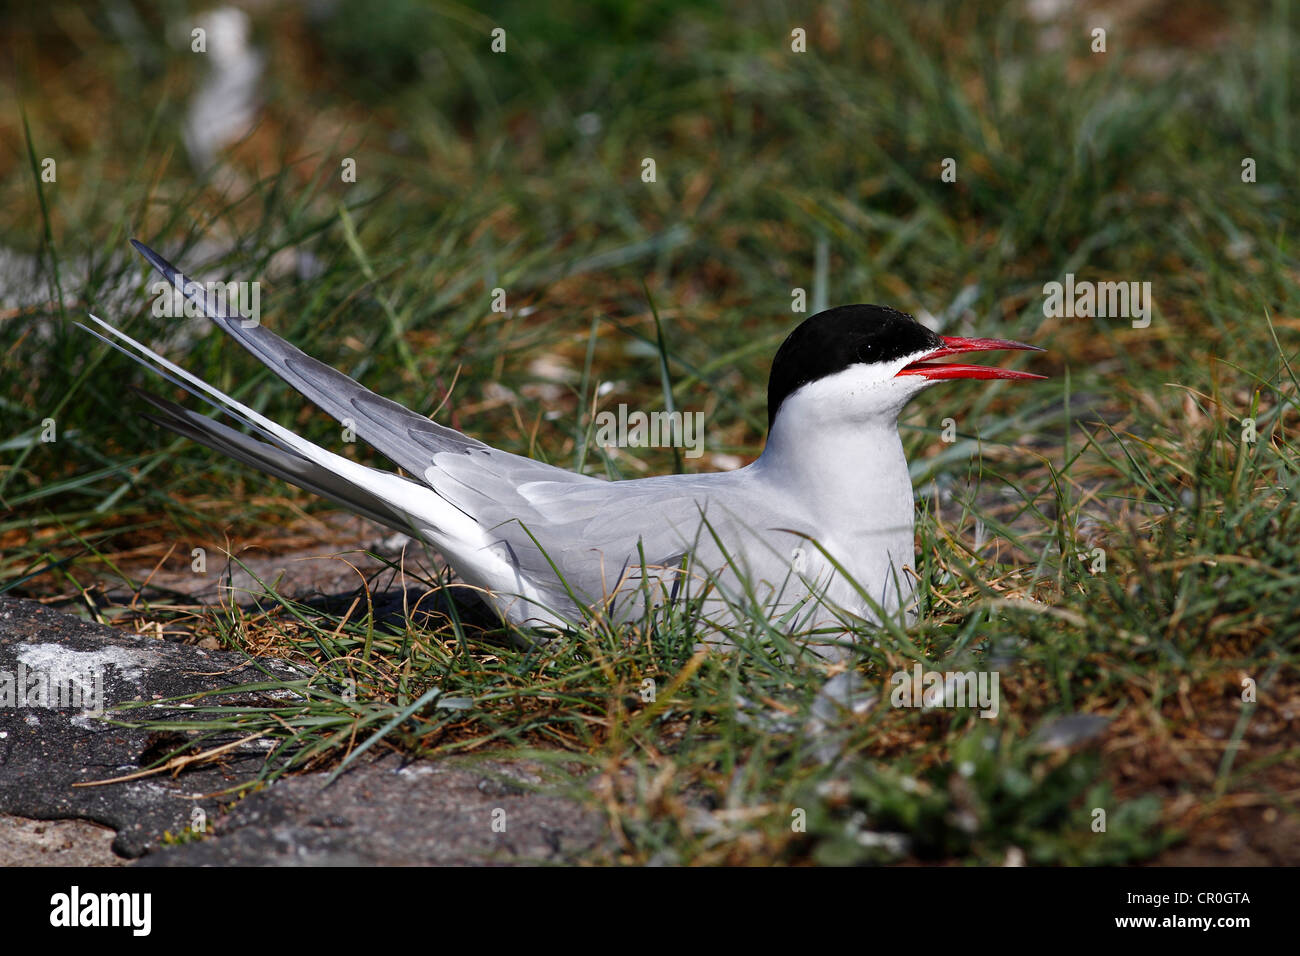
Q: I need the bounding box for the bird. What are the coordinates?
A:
[83,240,1044,651]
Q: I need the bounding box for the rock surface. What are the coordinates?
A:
[139,756,608,866]
[0,597,607,865]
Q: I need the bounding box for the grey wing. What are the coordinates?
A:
[463,472,759,612]
[131,240,594,503]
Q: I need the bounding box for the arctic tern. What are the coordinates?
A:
[84,240,1044,646]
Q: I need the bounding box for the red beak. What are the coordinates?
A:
[896,335,1047,381]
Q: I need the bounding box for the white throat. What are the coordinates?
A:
[756,361,926,526]
[751,366,926,619]
[757,394,914,532]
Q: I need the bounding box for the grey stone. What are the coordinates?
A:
[139,755,609,866]
[0,597,609,865]
[0,596,296,857]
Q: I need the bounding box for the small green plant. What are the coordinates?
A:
[801,724,1169,866]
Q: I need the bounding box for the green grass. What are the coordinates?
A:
[3,0,1298,864]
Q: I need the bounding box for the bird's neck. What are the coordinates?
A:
[755,411,915,532]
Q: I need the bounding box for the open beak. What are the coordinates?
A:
[896,335,1047,381]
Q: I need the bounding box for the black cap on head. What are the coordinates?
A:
[766,304,941,428]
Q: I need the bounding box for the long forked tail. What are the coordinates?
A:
[131,386,413,533]
[127,239,485,478]
[78,308,482,547]
[80,307,562,625]
[79,240,592,625]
